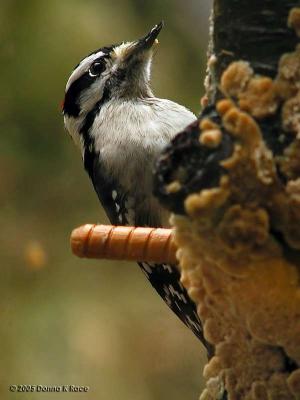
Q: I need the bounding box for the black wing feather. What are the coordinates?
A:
[84,149,212,355]
[85,149,129,225]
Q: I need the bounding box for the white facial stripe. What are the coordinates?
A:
[65,50,106,92]
[78,77,106,113]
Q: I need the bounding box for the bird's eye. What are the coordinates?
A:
[89,61,106,77]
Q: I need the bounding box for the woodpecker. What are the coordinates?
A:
[63,22,209,350]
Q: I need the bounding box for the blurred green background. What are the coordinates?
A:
[1,0,211,399]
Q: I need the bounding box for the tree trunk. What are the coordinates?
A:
[154,1,300,399]
[207,0,299,103]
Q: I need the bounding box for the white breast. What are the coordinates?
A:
[90,97,196,193]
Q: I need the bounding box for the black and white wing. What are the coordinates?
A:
[84,150,130,225]
[84,149,211,354]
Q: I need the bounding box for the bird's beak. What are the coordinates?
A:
[126,22,164,58]
[137,21,164,50]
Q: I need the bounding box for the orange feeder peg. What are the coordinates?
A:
[70,224,178,265]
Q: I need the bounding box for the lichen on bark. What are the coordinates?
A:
[154,2,300,399]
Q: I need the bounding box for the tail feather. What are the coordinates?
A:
[139,262,213,356]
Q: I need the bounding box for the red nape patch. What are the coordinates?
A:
[60,97,65,112]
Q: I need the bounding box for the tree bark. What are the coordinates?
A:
[208,0,298,103]
[154,1,300,399]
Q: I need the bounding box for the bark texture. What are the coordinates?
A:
[207,0,299,104]
[154,1,300,399]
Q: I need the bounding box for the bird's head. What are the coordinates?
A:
[63,22,163,118]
